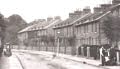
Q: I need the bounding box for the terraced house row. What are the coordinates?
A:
[18,0,120,62]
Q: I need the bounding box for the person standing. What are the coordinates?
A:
[100,45,106,66]
[4,43,12,57]
[100,44,113,66]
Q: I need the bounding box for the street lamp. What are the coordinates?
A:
[52,31,60,58]
[56,31,60,56]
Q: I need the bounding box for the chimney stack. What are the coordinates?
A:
[112,0,120,5]
[47,17,53,22]
[100,4,112,11]
[54,16,61,20]
[37,19,46,22]
[69,10,82,18]
[82,6,91,14]
[93,7,102,13]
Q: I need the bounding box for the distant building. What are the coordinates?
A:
[18,16,61,50]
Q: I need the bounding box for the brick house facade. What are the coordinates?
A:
[18,0,120,62]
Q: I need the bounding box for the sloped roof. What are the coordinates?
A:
[53,13,92,29]
[59,17,79,25]
[76,3,120,26]
[18,19,61,33]
[76,12,104,26]
[32,19,61,30]
[28,21,47,31]
[94,3,120,20]
[70,13,92,25]
[18,23,37,33]
[44,19,62,29]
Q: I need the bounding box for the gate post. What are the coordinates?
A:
[117,51,120,64]
[81,47,84,56]
[87,47,90,58]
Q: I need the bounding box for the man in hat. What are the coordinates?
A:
[100,45,106,66]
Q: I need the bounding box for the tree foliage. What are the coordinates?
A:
[102,15,120,46]
[5,14,27,44]
[40,35,49,43]
[67,36,76,46]
[40,35,55,46]
[0,13,6,45]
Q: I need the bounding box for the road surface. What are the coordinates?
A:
[12,51,105,69]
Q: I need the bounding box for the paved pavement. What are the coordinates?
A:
[0,54,23,69]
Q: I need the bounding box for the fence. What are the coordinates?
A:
[12,45,76,55]
[12,45,120,62]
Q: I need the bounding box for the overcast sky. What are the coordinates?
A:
[0,0,111,23]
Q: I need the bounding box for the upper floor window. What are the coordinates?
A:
[92,23,94,32]
[84,25,86,33]
[88,24,92,33]
[81,26,84,33]
[86,25,88,33]
[0,27,1,31]
[79,27,81,34]
[95,23,97,32]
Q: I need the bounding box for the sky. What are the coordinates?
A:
[0,0,111,23]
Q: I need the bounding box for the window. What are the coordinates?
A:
[67,27,69,37]
[84,25,86,33]
[0,27,1,31]
[89,37,92,45]
[65,28,67,37]
[95,37,98,45]
[38,31,40,36]
[45,30,47,35]
[76,27,79,35]
[87,38,89,45]
[95,23,97,32]
[91,38,93,45]
[70,27,73,36]
[97,23,99,32]
[79,27,81,34]
[69,27,71,36]
[81,26,83,33]
[92,23,94,32]
[119,8,120,16]
[88,24,91,33]
[83,38,85,44]
[86,25,88,33]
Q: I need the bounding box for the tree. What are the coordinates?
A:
[67,36,76,46]
[67,36,76,55]
[102,15,120,47]
[48,35,55,46]
[40,35,49,44]
[0,13,6,56]
[5,14,27,44]
[40,35,55,46]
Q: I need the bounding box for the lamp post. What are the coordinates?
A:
[56,31,60,56]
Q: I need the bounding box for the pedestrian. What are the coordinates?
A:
[99,45,106,66]
[4,43,12,57]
